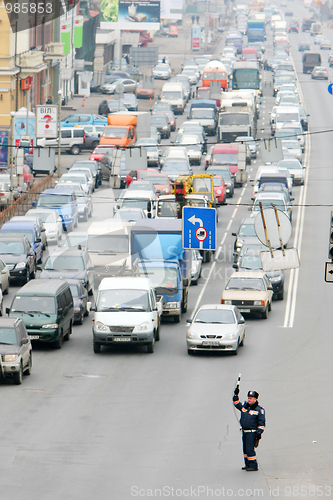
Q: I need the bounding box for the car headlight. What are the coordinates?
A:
[270,276,281,283]
[223,333,237,339]
[15,262,26,269]
[42,323,59,329]
[188,331,199,339]
[4,354,18,362]
[191,263,198,273]
[163,126,168,130]
[222,300,232,305]
[164,301,180,309]
[217,190,222,194]
[95,321,109,332]
[74,307,81,312]
[134,321,150,332]
[254,300,264,306]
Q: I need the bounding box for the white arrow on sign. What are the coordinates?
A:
[188,215,203,226]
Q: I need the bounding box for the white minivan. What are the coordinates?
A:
[160,82,187,115]
[90,277,162,353]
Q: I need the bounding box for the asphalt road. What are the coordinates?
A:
[1,2,333,499]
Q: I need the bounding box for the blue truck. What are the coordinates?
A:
[188,99,218,136]
[247,19,266,43]
[131,219,192,323]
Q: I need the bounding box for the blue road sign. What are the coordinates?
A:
[328,83,333,95]
[182,206,216,250]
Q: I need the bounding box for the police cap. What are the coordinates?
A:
[247,391,259,399]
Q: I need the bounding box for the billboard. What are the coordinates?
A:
[101,0,160,30]
[160,0,182,20]
[36,105,59,139]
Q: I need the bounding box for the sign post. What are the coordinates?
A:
[36,105,58,138]
[182,206,216,250]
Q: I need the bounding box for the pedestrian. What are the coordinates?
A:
[46,96,53,104]
[233,387,265,471]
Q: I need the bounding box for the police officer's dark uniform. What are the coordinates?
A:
[233,389,266,471]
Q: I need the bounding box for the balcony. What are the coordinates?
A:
[44,43,65,60]
[19,50,47,77]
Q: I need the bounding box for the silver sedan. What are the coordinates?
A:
[186,304,246,355]
[100,78,138,94]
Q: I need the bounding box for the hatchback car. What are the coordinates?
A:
[150,114,171,138]
[186,304,246,355]
[221,271,273,319]
[0,318,32,384]
[135,81,155,99]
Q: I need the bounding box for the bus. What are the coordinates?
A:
[231,62,261,94]
[225,33,243,54]
[202,61,228,91]
[249,0,264,11]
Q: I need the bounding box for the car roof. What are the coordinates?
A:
[229,270,267,279]
[2,220,37,230]
[47,248,86,257]
[196,304,238,312]
[41,187,76,195]
[254,192,286,200]
[0,317,24,328]
[99,276,152,290]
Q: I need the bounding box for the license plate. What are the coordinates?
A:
[202,341,220,346]
[238,309,250,313]
[113,337,131,342]
[29,335,40,340]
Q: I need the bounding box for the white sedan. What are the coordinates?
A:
[26,208,63,245]
[186,304,246,355]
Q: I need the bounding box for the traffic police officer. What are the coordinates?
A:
[233,388,266,471]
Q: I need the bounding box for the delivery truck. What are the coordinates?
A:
[99,111,151,148]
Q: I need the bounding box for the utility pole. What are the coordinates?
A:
[57,90,62,178]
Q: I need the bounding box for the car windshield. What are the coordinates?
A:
[97,289,150,312]
[238,224,256,237]
[208,168,232,180]
[103,128,128,138]
[143,176,168,184]
[278,160,301,169]
[212,153,238,165]
[44,255,85,271]
[253,200,286,211]
[162,162,189,172]
[87,235,129,254]
[140,266,178,293]
[11,295,56,314]
[63,234,87,248]
[191,109,215,119]
[282,140,300,149]
[213,177,223,186]
[157,200,178,217]
[37,194,71,207]
[69,284,80,297]
[0,328,17,344]
[154,64,169,71]
[0,241,25,254]
[226,277,265,291]
[239,255,262,270]
[161,91,182,100]
[94,148,114,154]
[194,308,235,324]
[1,230,33,243]
[151,116,168,125]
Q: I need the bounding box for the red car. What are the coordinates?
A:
[155,110,176,131]
[213,175,227,205]
[89,145,114,162]
[142,172,172,195]
[135,81,155,99]
[22,164,34,188]
[126,168,158,187]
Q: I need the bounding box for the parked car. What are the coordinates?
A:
[100,78,137,94]
[0,318,32,384]
[61,114,107,127]
[186,304,246,355]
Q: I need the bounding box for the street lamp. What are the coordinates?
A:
[9,111,15,204]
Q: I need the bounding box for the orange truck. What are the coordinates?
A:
[99,111,151,148]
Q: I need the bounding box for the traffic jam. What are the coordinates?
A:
[0,0,313,384]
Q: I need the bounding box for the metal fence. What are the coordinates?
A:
[0,174,55,227]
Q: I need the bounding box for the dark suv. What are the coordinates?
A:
[0,317,32,384]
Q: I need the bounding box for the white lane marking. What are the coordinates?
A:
[191,186,247,318]
[283,63,310,328]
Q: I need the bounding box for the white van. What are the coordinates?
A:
[310,22,322,36]
[160,82,187,115]
[38,127,85,155]
[90,276,162,353]
[274,106,300,133]
[117,190,158,218]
